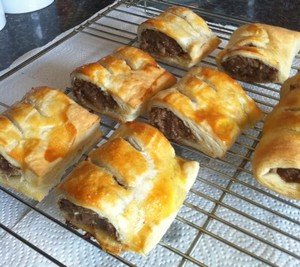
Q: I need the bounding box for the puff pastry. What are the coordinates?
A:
[216,23,300,83]
[0,87,101,201]
[138,6,221,67]
[148,67,263,158]
[57,121,199,255]
[280,72,300,98]
[252,75,300,199]
[71,46,176,123]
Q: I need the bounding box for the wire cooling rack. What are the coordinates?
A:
[0,0,299,266]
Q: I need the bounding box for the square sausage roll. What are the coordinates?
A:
[71,46,176,123]
[57,121,199,255]
[138,6,221,67]
[149,67,263,158]
[252,74,300,199]
[216,23,300,83]
[0,87,101,201]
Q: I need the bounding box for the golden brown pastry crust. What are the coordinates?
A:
[280,73,300,98]
[138,6,221,67]
[252,76,300,199]
[216,23,300,83]
[0,87,101,201]
[71,46,176,122]
[57,121,199,255]
[148,67,263,158]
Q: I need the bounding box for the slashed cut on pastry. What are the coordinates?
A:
[57,121,199,255]
[0,87,101,201]
[71,46,176,122]
[138,6,221,67]
[216,23,300,83]
[149,67,263,158]
[280,72,300,98]
[252,74,300,199]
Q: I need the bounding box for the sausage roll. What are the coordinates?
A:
[71,46,176,123]
[138,6,221,68]
[216,23,300,83]
[57,121,199,255]
[252,75,300,199]
[0,87,101,201]
[148,67,263,158]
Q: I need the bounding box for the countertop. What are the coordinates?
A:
[0,0,299,72]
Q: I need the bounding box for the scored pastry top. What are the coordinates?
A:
[280,73,300,98]
[58,121,199,254]
[216,23,300,83]
[138,6,220,67]
[0,87,100,179]
[263,87,300,135]
[149,67,263,147]
[139,6,215,45]
[71,46,176,110]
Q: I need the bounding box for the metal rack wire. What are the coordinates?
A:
[0,0,299,266]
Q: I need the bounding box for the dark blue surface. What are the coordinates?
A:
[0,0,299,71]
[182,0,300,30]
[0,0,114,71]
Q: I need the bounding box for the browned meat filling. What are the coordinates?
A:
[222,56,278,83]
[140,29,187,57]
[59,198,119,241]
[73,79,118,110]
[150,107,197,142]
[0,155,21,178]
[277,168,300,183]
